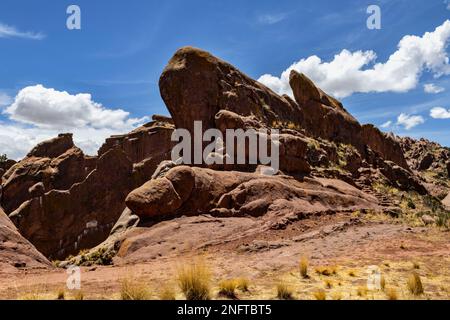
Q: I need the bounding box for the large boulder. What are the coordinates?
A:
[160,46,301,136]
[380,161,427,194]
[0,207,50,271]
[126,166,378,220]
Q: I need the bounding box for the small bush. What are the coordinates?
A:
[299,257,309,279]
[407,198,416,209]
[348,270,356,277]
[177,261,211,300]
[120,278,150,300]
[313,289,326,300]
[218,279,238,299]
[276,282,294,300]
[407,272,424,296]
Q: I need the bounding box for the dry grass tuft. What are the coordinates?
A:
[385,288,398,300]
[159,285,176,300]
[357,286,368,297]
[299,257,309,279]
[380,275,386,291]
[276,282,294,300]
[407,272,424,296]
[56,288,65,300]
[73,290,84,300]
[236,278,250,292]
[324,279,334,289]
[177,260,211,300]
[315,266,337,276]
[332,292,342,300]
[218,279,238,299]
[313,289,327,300]
[120,278,150,300]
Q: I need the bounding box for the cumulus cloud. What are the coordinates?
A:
[397,113,425,130]
[0,22,45,40]
[430,106,450,119]
[5,85,147,130]
[1,85,149,159]
[258,20,450,98]
[424,83,445,94]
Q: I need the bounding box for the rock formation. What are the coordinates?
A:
[3,120,174,259]
[1,47,448,268]
[0,207,50,271]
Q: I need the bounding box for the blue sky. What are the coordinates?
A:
[1,0,450,159]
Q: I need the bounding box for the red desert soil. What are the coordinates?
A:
[1,213,448,300]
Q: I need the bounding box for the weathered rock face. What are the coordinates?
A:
[0,158,16,179]
[289,71,408,169]
[4,120,174,260]
[399,137,450,173]
[99,116,175,187]
[0,207,50,271]
[159,47,408,174]
[380,161,427,195]
[1,134,92,214]
[160,47,301,137]
[9,147,133,259]
[397,136,450,197]
[126,166,378,220]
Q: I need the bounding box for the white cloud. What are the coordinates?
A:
[430,106,450,119]
[0,92,12,107]
[258,20,450,98]
[0,22,45,40]
[424,83,445,94]
[397,113,425,130]
[5,85,147,130]
[257,13,287,25]
[380,120,393,129]
[1,85,149,160]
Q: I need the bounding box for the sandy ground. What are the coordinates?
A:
[0,212,448,300]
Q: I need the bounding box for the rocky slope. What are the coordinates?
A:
[0,47,448,270]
